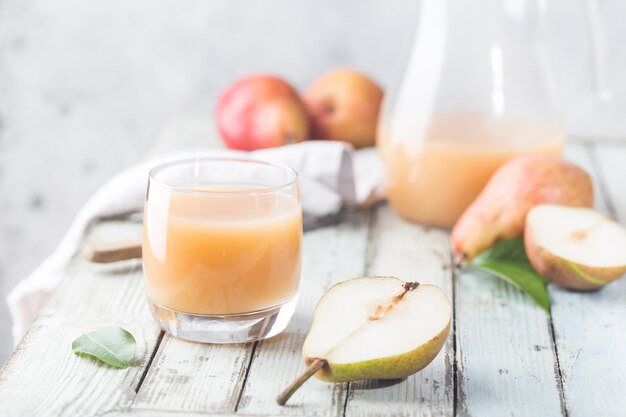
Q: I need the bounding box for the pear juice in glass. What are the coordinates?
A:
[142,158,302,343]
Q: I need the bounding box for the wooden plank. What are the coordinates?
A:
[454,272,564,417]
[550,144,626,417]
[0,221,161,417]
[132,335,253,413]
[343,205,454,417]
[134,211,370,415]
[454,200,564,417]
[236,211,370,416]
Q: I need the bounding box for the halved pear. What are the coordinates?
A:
[277,276,451,405]
[525,204,626,291]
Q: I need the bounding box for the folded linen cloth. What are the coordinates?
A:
[7,141,384,344]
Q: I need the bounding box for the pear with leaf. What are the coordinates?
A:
[451,155,593,262]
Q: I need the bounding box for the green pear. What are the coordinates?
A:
[525,205,626,291]
[277,276,451,405]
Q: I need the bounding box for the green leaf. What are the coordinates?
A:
[467,238,551,313]
[72,326,136,368]
[473,236,530,264]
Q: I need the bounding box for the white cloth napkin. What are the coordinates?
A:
[7,141,384,344]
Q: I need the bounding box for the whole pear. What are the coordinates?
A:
[451,156,593,262]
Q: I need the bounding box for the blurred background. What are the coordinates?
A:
[0,0,624,363]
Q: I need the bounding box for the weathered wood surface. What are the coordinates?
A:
[0,221,162,417]
[552,144,626,417]
[1,143,626,417]
[455,269,563,416]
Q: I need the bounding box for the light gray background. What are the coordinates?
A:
[0,0,624,363]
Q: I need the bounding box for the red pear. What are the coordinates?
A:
[451,155,593,261]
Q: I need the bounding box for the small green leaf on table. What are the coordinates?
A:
[466,237,551,313]
[72,326,136,368]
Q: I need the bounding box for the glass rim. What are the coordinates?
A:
[148,157,299,196]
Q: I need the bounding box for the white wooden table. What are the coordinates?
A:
[0,142,624,417]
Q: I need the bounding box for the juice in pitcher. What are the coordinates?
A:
[379,114,565,227]
[378,0,564,227]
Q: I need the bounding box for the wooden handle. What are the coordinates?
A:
[84,241,142,263]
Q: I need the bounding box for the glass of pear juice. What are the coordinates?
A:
[142,158,302,343]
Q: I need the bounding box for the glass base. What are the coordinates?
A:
[148,297,297,344]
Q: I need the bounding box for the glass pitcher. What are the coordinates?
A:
[378,0,565,228]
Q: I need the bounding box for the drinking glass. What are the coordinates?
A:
[143,158,302,343]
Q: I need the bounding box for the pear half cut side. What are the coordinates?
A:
[525,204,626,290]
[277,276,451,405]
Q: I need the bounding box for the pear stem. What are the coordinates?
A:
[276,358,326,406]
[453,253,467,270]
